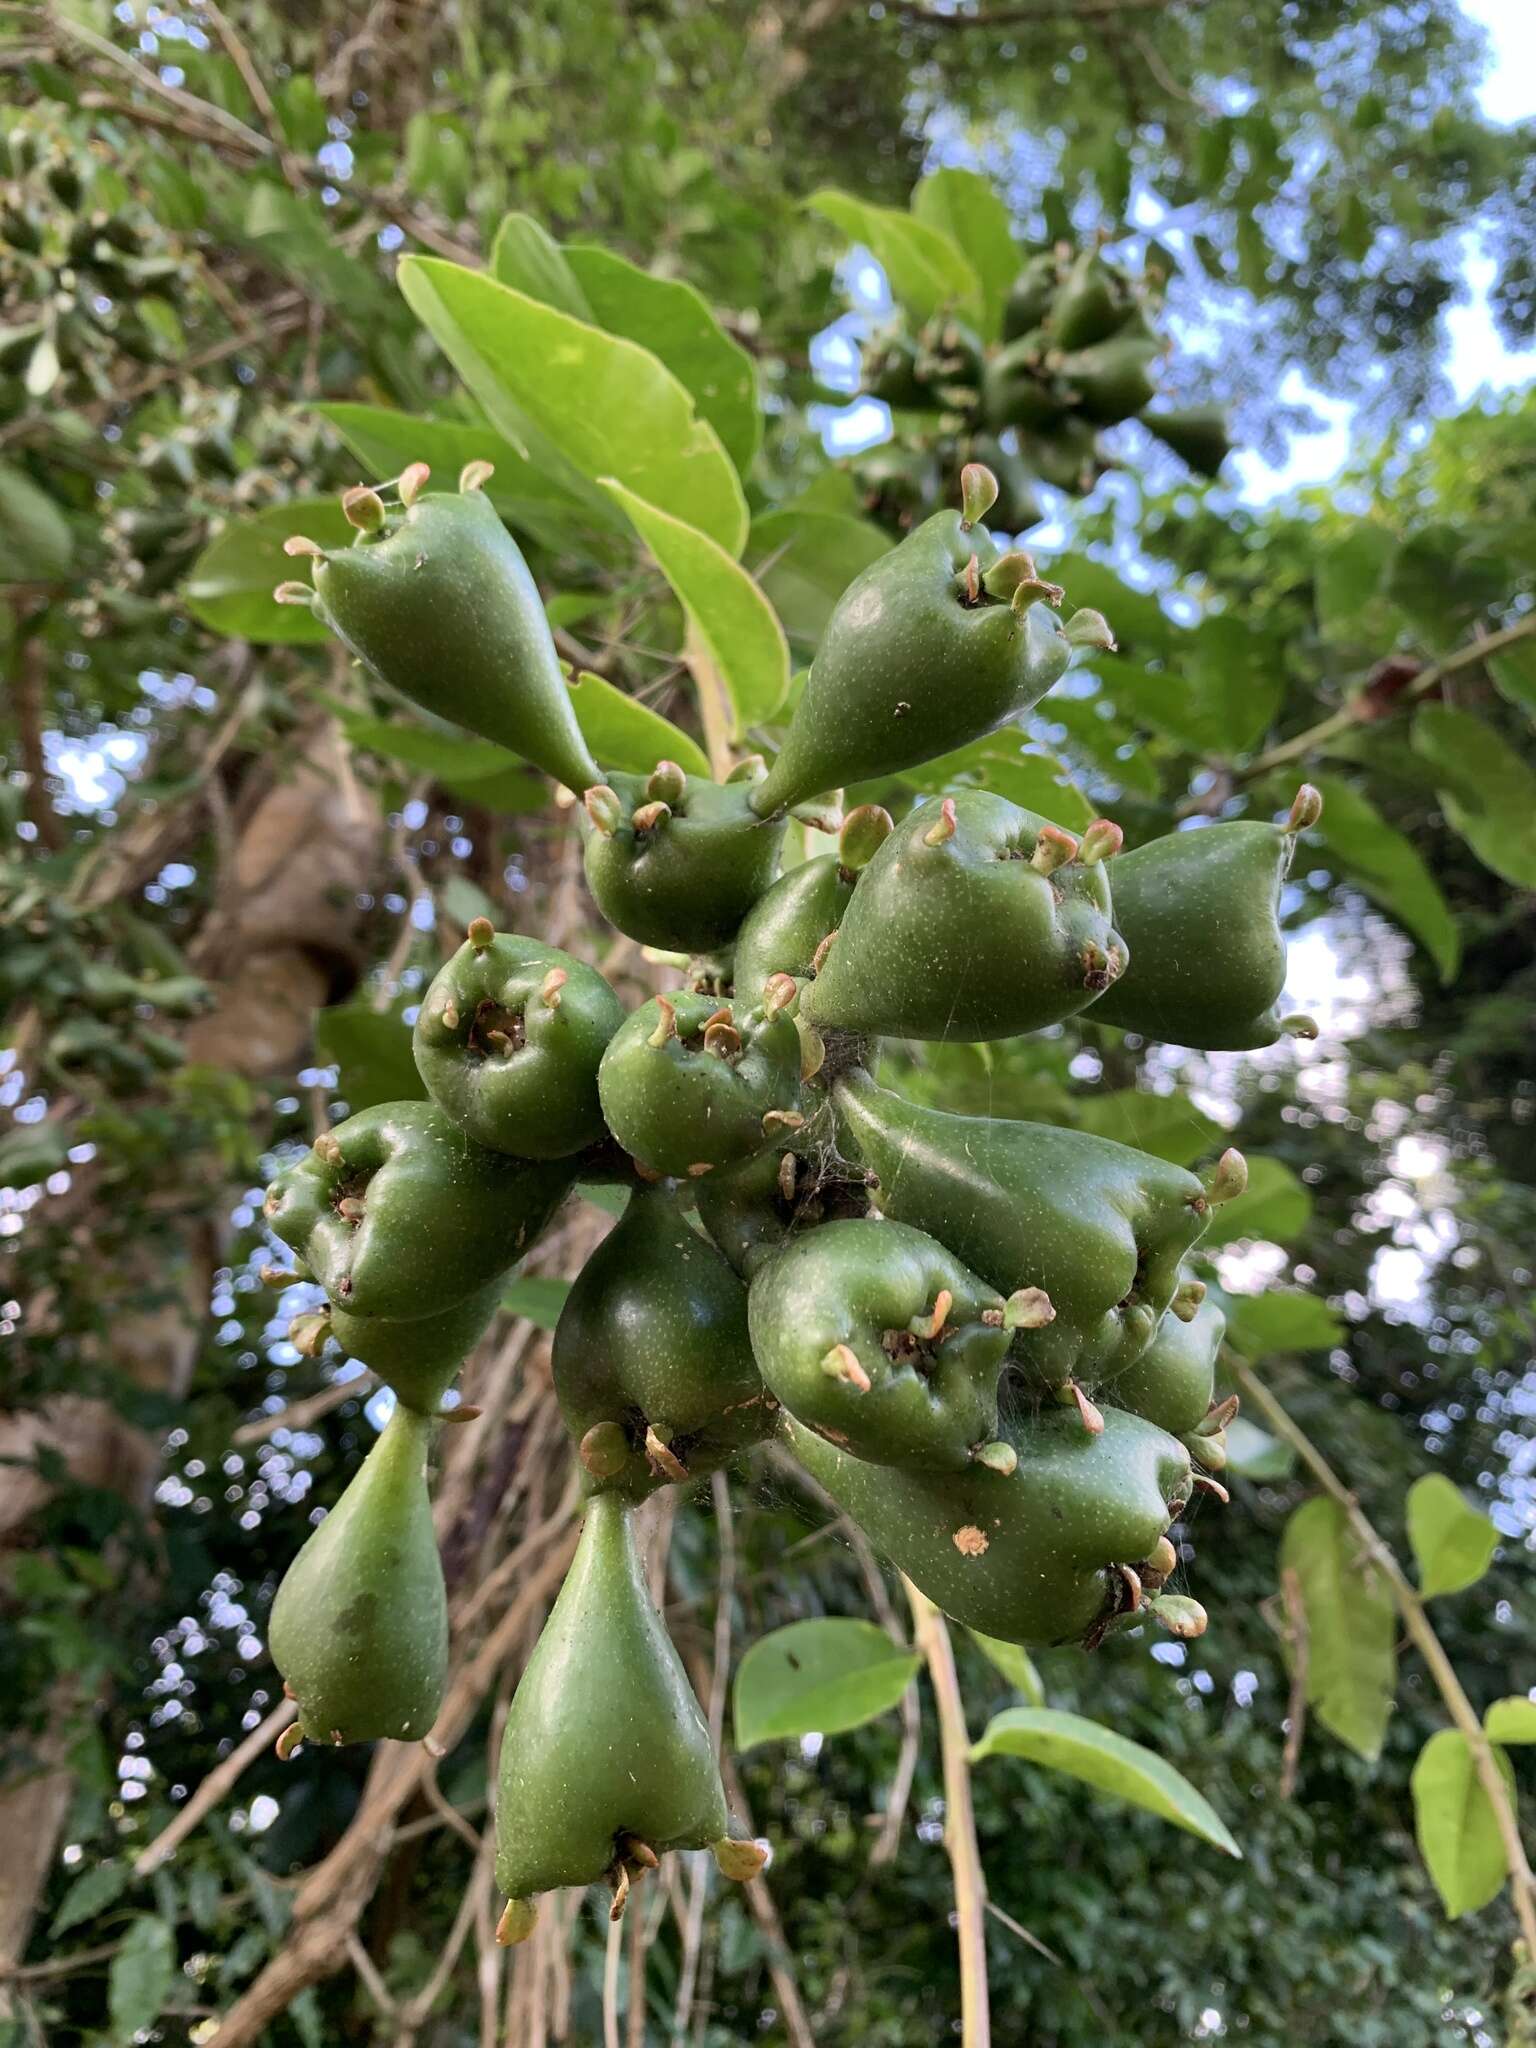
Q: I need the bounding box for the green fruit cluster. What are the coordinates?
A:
[854,238,1231,537]
[259,455,1319,1942]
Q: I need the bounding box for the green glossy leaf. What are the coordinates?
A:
[488,212,592,320]
[314,402,583,545]
[1411,705,1536,889]
[1309,775,1460,982]
[184,498,352,644]
[1484,1697,1536,1744]
[1200,1156,1313,1249]
[1222,1291,1341,1355]
[734,1618,920,1748]
[109,1914,176,2042]
[1109,615,1281,758]
[808,188,981,326]
[337,714,547,811]
[1406,1474,1499,1600]
[971,1707,1241,1856]
[565,244,760,477]
[969,1631,1046,1706]
[313,999,425,1113]
[1280,1497,1397,1760]
[1411,1729,1514,1918]
[900,735,1096,831]
[600,480,789,734]
[567,669,710,779]
[398,256,748,555]
[1072,1089,1221,1167]
[439,875,503,931]
[911,168,1017,340]
[0,459,72,582]
[501,1275,572,1331]
[51,1858,130,1939]
[1222,1417,1295,1483]
[749,507,891,652]
[1488,637,1536,718]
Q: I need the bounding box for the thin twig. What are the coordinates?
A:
[984,1899,1062,1967]
[233,1372,378,1446]
[201,3,308,193]
[1278,1564,1309,1801]
[347,1932,398,2020]
[603,1911,624,2048]
[134,1700,296,1877]
[904,1578,989,2048]
[1233,1361,1536,1955]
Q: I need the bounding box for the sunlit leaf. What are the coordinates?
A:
[567,669,710,779]
[1411,1729,1513,1918]
[911,168,1017,340]
[1406,1474,1499,1600]
[1484,1697,1536,1745]
[0,459,72,582]
[1309,774,1460,982]
[489,211,592,319]
[969,1631,1046,1706]
[1279,1497,1396,1760]
[749,507,891,652]
[808,188,981,326]
[1200,1155,1312,1249]
[1222,1291,1341,1355]
[109,1916,176,2043]
[313,999,425,1113]
[1411,705,1536,889]
[734,1618,919,1748]
[184,498,352,644]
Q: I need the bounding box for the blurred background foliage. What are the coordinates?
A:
[1,2,1533,2044]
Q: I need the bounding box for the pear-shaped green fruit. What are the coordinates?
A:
[1049,247,1136,352]
[1020,412,1101,495]
[730,856,855,1000]
[554,1185,773,1500]
[597,990,802,1179]
[1085,792,1318,1049]
[298,476,599,795]
[1055,334,1159,425]
[695,1132,872,1282]
[785,1404,1192,1646]
[324,1279,504,1414]
[749,1219,1009,1468]
[852,443,943,534]
[800,793,1127,1041]
[748,502,1071,818]
[833,1069,1213,1388]
[1002,251,1061,341]
[1110,1294,1225,1438]
[862,328,937,409]
[263,1102,574,1321]
[581,768,786,952]
[269,1404,447,1744]
[413,929,623,1159]
[495,1492,728,1903]
[1143,405,1232,479]
[981,334,1068,435]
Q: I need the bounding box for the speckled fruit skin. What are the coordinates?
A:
[1085,819,1296,1050]
[749,509,1070,817]
[413,932,624,1159]
[748,1219,1008,1469]
[553,1186,773,1502]
[263,1101,575,1322]
[786,1403,1191,1647]
[269,1405,447,1744]
[494,1492,727,1902]
[581,771,785,953]
[833,1069,1209,1389]
[1108,1295,1226,1436]
[730,855,855,1000]
[596,992,801,1179]
[311,488,600,795]
[800,792,1125,1042]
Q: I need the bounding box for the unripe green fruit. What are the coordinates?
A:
[1049,247,1135,352]
[301,480,600,795]
[1002,251,1061,341]
[1085,797,1316,1049]
[694,1135,872,1281]
[495,1492,728,1902]
[800,793,1127,1041]
[413,929,624,1158]
[748,507,1071,818]
[269,1405,447,1745]
[749,1219,1009,1468]
[263,1102,574,1321]
[581,770,786,952]
[1109,1295,1225,1437]
[1143,405,1232,479]
[862,329,934,409]
[325,1279,504,1414]
[853,443,943,532]
[785,1403,1192,1646]
[981,335,1067,434]
[833,1069,1211,1387]
[730,856,855,998]
[1055,334,1159,426]
[554,1185,773,1500]
[1021,412,1101,494]
[597,992,802,1179]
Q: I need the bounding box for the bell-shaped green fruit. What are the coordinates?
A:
[1049,247,1136,351]
[1143,405,1232,479]
[749,1219,1009,1468]
[597,990,802,1179]
[785,1403,1191,1646]
[1085,790,1319,1049]
[1055,334,1159,425]
[1002,251,1061,341]
[1109,1293,1225,1438]
[748,500,1071,819]
[833,1069,1213,1387]
[263,1102,574,1321]
[319,1279,503,1414]
[862,328,936,409]
[554,1184,773,1499]
[695,1133,871,1282]
[730,855,854,1000]
[294,474,599,795]
[1020,413,1101,495]
[495,1491,728,1903]
[981,334,1067,435]
[800,793,1127,1041]
[913,315,985,402]
[414,928,624,1159]
[581,769,786,952]
[269,1404,447,1744]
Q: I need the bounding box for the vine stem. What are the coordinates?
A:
[1235,613,1536,785]
[903,1577,990,2048]
[1232,1362,1536,1955]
